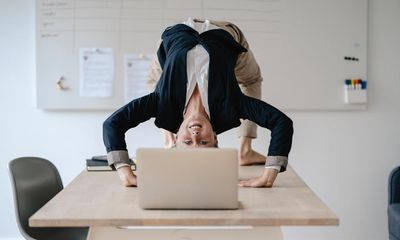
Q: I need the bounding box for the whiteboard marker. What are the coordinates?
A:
[345,79,352,90]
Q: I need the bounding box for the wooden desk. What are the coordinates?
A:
[30,166,338,240]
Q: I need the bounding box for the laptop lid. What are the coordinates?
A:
[137,148,239,210]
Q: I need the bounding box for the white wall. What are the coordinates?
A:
[0,0,399,239]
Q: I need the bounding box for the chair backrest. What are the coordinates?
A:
[389,166,400,204]
[9,157,63,239]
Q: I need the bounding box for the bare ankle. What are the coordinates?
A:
[239,148,252,158]
[239,137,252,155]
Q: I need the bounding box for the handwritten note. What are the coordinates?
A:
[124,54,153,103]
[79,48,114,98]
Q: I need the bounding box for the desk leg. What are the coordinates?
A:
[87,226,283,240]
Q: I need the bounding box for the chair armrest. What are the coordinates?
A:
[389,166,400,204]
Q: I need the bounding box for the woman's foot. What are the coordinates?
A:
[239,136,266,165]
[239,148,266,166]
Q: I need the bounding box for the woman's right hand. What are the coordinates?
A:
[116,166,137,187]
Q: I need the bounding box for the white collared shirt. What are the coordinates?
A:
[182,17,219,118]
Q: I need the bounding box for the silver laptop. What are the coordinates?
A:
[137,148,239,210]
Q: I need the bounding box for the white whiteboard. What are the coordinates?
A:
[36,0,367,110]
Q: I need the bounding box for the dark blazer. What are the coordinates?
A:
[103,24,293,171]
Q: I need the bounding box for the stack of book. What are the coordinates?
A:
[86,155,136,171]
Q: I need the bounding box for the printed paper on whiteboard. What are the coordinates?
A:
[79,48,114,98]
[124,54,153,103]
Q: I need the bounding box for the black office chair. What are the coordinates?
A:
[389,166,400,240]
[9,157,88,240]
